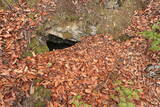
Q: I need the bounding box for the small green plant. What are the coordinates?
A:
[141,21,160,51]
[111,80,143,107]
[47,62,53,68]
[71,95,91,107]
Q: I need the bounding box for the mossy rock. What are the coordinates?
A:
[22,37,49,57]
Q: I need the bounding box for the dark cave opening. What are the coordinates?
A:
[46,34,78,51]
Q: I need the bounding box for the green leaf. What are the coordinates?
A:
[76,95,82,100]
[79,101,84,105]
[152,22,160,30]
[72,100,80,106]
[137,89,143,93]
[127,95,132,100]
[115,87,121,91]
[47,62,53,67]
[150,41,160,50]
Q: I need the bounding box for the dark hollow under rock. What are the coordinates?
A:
[46,34,78,51]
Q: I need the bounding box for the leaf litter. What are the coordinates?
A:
[0,0,160,106]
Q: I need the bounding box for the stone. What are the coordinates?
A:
[104,0,123,9]
[22,0,148,55]
[39,0,146,41]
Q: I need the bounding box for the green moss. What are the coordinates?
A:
[71,94,91,107]
[111,80,142,107]
[33,86,51,100]
[34,45,49,54]
[31,85,52,107]
[22,37,49,57]
[22,51,33,57]
[47,62,53,68]
[141,21,160,51]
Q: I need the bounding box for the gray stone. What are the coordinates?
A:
[104,0,122,9]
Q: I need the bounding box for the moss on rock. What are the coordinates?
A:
[22,37,49,57]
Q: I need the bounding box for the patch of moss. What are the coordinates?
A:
[71,94,92,107]
[21,85,52,107]
[33,79,43,85]
[22,37,49,57]
[111,80,143,107]
[33,86,52,100]
[141,21,160,51]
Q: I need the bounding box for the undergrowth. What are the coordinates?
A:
[111,80,143,107]
[141,21,160,51]
[71,94,91,107]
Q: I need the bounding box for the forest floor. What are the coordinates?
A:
[0,0,160,106]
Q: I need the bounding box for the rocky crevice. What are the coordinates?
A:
[22,0,149,57]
